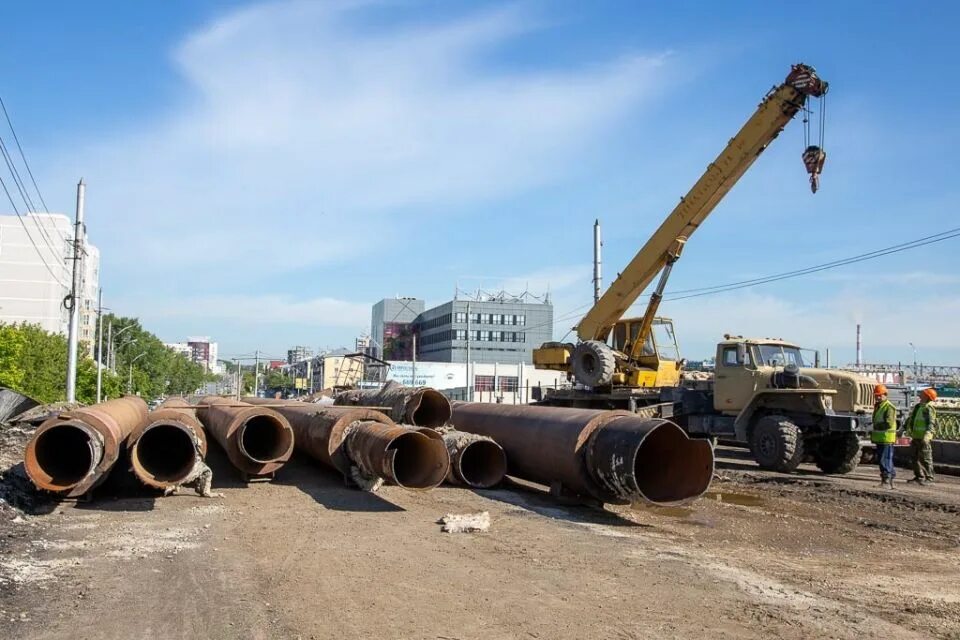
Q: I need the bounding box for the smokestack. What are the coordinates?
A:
[593,219,602,304]
[856,324,862,368]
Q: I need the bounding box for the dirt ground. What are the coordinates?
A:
[2,425,959,640]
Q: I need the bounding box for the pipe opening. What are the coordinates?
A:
[633,425,713,504]
[134,424,197,484]
[33,424,98,490]
[456,440,507,488]
[388,431,448,489]
[239,415,294,463]
[409,389,452,428]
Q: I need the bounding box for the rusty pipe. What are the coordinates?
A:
[346,423,449,490]
[251,403,449,489]
[441,430,507,489]
[24,396,148,496]
[196,397,293,477]
[127,399,207,490]
[334,381,451,428]
[450,402,713,505]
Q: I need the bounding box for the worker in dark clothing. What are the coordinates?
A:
[905,388,938,485]
[871,384,897,489]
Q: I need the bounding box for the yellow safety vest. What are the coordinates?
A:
[871,399,897,444]
[905,403,935,440]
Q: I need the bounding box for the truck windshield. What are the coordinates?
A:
[756,344,806,368]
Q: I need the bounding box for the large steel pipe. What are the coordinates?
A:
[335,381,451,428]
[24,396,148,496]
[255,403,449,490]
[441,430,507,489]
[128,398,207,489]
[346,422,449,490]
[197,397,293,477]
[450,402,713,505]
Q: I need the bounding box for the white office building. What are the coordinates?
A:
[0,213,99,353]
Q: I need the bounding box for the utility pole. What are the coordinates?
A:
[234,358,241,401]
[593,218,602,304]
[466,302,472,402]
[65,179,85,403]
[106,322,112,371]
[254,349,260,398]
[411,334,417,387]
[95,288,104,402]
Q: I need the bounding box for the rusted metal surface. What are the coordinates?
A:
[450,402,713,505]
[440,429,507,489]
[127,398,208,490]
[335,381,452,428]
[263,403,395,475]
[261,403,449,489]
[346,422,449,490]
[196,397,293,477]
[24,396,148,496]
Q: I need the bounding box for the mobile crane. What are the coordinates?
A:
[534,64,877,474]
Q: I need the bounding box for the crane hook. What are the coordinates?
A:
[802,145,826,193]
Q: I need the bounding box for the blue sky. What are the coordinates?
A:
[3,1,958,364]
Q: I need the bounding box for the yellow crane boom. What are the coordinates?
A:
[534,63,828,388]
[578,63,828,344]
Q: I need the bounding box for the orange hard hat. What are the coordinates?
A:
[921,388,937,402]
[874,384,888,396]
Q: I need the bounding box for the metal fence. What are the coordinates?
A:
[937,410,960,441]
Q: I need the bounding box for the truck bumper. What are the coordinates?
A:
[825,413,871,433]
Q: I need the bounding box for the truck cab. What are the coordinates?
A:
[703,335,875,473]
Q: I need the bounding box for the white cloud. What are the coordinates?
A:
[114,293,369,328]
[61,1,670,281]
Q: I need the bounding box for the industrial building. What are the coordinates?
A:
[370,291,553,365]
[0,212,100,353]
[370,297,425,360]
[286,345,313,364]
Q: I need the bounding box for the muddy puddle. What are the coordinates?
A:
[631,490,764,519]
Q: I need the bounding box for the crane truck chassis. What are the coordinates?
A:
[538,333,875,474]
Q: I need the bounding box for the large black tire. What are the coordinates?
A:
[749,415,805,473]
[572,340,616,387]
[813,433,861,474]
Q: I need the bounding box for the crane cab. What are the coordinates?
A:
[611,317,683,387]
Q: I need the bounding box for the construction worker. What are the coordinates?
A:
[871,384,897,488]
[905,388,938,485]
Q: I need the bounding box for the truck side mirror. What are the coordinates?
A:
[736,343,746,365]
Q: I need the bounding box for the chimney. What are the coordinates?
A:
[855,324,862,368]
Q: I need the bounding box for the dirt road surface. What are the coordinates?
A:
[2,429,958,640]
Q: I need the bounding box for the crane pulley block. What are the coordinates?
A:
[802,145,827,193]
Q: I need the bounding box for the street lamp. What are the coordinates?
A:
[909,342,918,396]
[109,323,135,370]
[128,351,147,395]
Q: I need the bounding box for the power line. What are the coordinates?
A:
[662,228,960,302]
[0,95,50,213]
[0,174,69,287]
[0,95,71,254]
[528,224,960,336]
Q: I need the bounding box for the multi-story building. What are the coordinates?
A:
[186,336,220,373]
[0,213,100,353]
[164,342,193,359]
[414,292,553,364]
[286,352,364,393]
[287,345,313,364]
[370,297,424,360]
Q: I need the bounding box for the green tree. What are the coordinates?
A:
[0,322,119,404]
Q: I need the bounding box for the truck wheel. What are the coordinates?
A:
[749,415,804,473]
[813,433,861,474]
[572,341,616,387]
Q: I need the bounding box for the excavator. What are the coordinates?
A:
[534,64,877,475]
